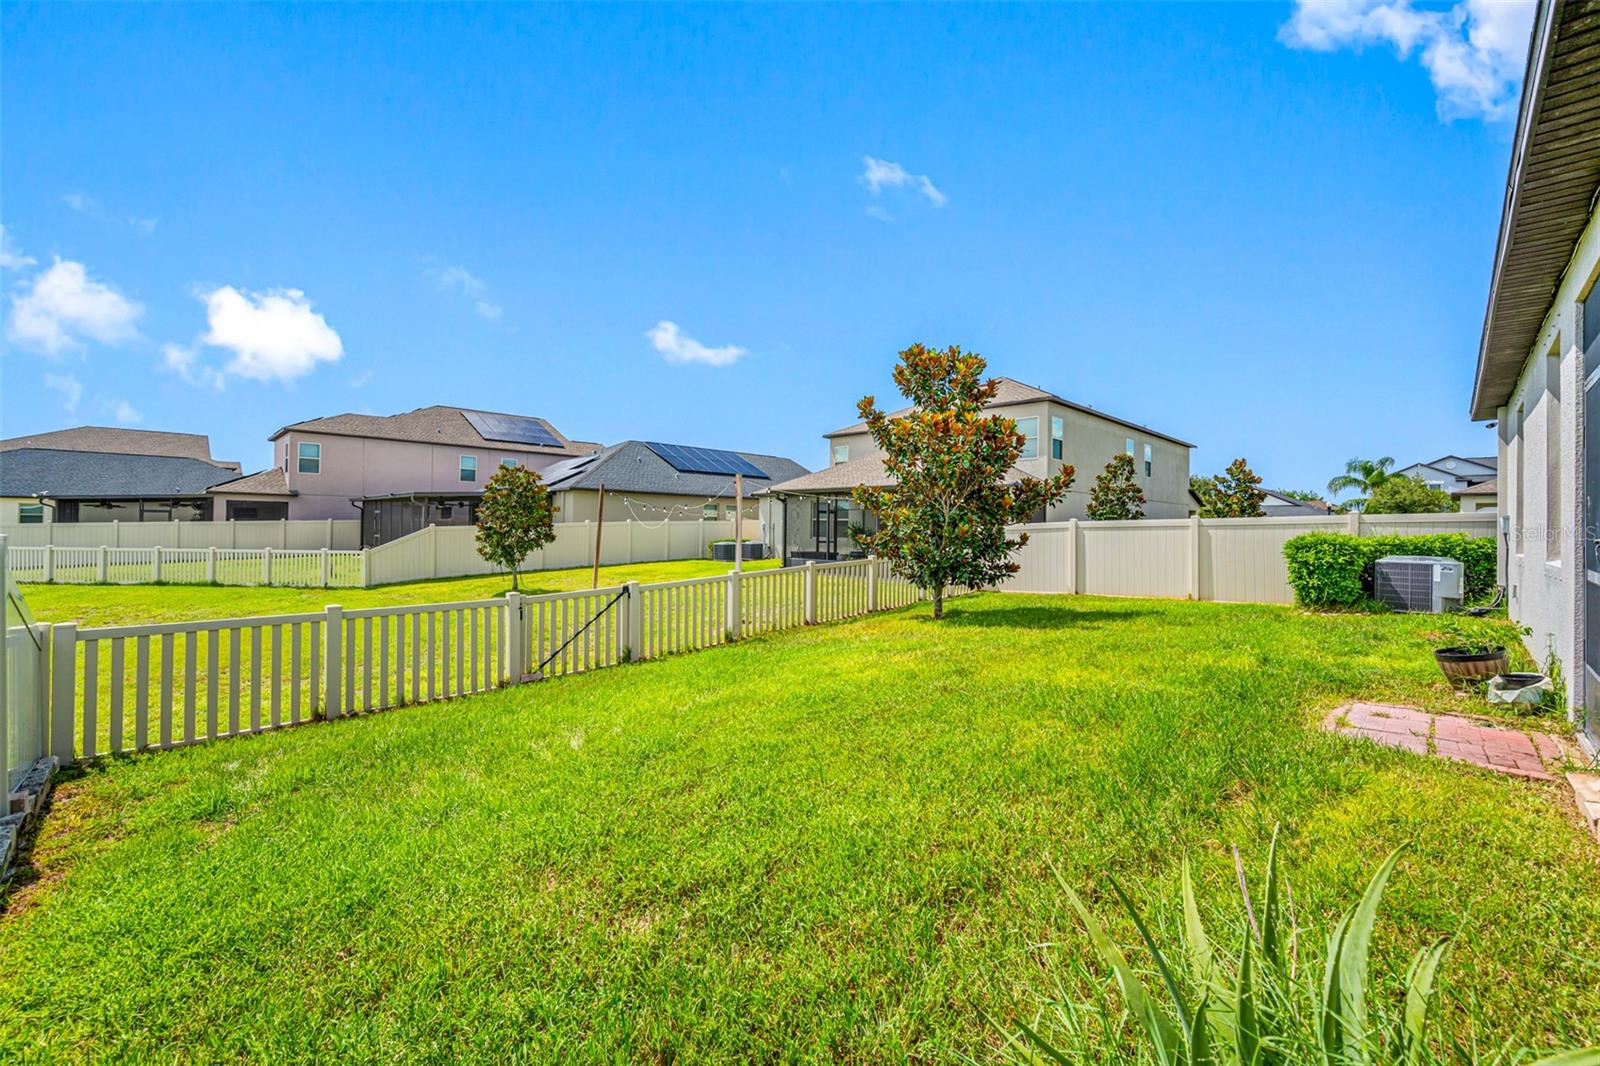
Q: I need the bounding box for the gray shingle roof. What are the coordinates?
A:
[0,426,234,467]
[0,449,242,499]
[271,405,596,456]
[823,376,1193,448]
[543,441,809,498]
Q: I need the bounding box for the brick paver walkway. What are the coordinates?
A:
[1326,702,1561,781]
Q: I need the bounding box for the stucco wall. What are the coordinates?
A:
[1498,199,1600,713]
[274,433,574,520]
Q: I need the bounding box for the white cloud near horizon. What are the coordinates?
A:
[6,258,143,355]
[0,226,35,271]
[1279,0,1535,120]
[860,156,947,208]
[161,342,225,390]
[195,286,344,383]
[428,265,502,321]
[646,320,747,368]
[43,373,82,413]
[107,399,142,425]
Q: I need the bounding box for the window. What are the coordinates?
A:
[832,444,849,466]
[297,441,321,474]
[459,455,477,482]
[1016,416,1039,460]
[500,458,518,469]
[1546,348,1562,561]
[725,506,736,520]
[703,503,719,520]
[18,503,43,524]
[1050,417,1064,460]
[1143,443,1153,477]
[439,506,454,520]
[1125,437,1135,456]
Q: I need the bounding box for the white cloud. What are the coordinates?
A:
[131,217,159,235]
[61,192,97,213]
[195,286,343,383]
[7,258,143,355]
[0,225,34,271]
[348,370,372,389]
[645,320,747,368]
[107,399,142,425]
[860,156,947,208]
[428,265,502,321]
[43,373,82,413]
[1280,0,1536,120]
[161,342,225,390]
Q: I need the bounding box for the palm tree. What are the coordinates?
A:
[1327,456,1395,512]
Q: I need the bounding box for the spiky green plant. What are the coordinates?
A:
[997,831,1600,1066]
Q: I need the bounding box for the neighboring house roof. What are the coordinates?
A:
[1454,478,1499,497]
[543,441,809,498]
[762,453,1030,495]
[206,469,295,497]
[0,448,241,499]
[270,406,597,455]
[1472,0,1600,420]
[824,376,1194,448]
[1260,489,1333,515]
[0,426,236,469]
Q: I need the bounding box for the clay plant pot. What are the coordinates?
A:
[1434,646,1508,685]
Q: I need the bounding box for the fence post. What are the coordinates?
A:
[1066,519,1079,595]
[624,581,643,660]
[804,561,817,624]
[206,546,218,584]
[326,517,335,549]
[49,622,76,763]
[503,592,525,684]
[1188,516,1201,601]
[97,545,108,583]
[320,548,331,588]
[152,546,163,583]
[726,571,742,640]
[112,520,121,547]
[323,605,343,719]
[361,548,371,588]
[262,547,274,585]
[625,519,634,564]
[867,557,879,612]
[43,544,54,583]
[1347,511,1360,536]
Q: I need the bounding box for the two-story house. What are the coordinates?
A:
[266,406,600,543]
[762,377,1193,561]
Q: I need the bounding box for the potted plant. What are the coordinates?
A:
[1430,615,1517,685]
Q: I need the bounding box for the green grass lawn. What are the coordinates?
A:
[21,557,781,627]
[1,593,1596,1062]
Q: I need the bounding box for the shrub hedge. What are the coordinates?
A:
[1282,532,1497,608]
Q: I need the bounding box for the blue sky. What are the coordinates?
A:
[0,2,1534,499]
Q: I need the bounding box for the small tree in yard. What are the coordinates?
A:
[1198,458,1267,518]
[850,343,1074,618]
[1365,474,1457,514]
[1086,452,1145,521]
[474,464,556,590]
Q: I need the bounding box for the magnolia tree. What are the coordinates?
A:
[1197,458,1267,518]
[850,343,1073,618]
[1086,453,1145,521]
[474,464,556,590]
[1364,475,1457,514]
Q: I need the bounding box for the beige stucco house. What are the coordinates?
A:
[1468,0,1600,755]
[763,377,1193,561]
[266,406,600,543]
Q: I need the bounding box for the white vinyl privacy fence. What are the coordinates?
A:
[1002,511,1498,603]
[37,558,937,763]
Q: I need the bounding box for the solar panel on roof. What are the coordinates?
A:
[644,442,768,479]
[462,410,562,447]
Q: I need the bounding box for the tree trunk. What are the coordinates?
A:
[931,586,944,619]
[511,567,519,591]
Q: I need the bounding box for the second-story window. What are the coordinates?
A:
[297,442,321,474]
[1143,443,1153,477]
[1016,416,1039,460]
[460,455,478,482]
[1050,417,1063,460]
[1125,437,1135,456]
[832,444,849,466]
[500,458,518,469]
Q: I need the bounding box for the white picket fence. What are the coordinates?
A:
[0,518,360,550]
[36,558,936,763]
[8,545,367,588]
[1002,511,1498,604]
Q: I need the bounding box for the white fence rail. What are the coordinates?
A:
[9,545,367,588]
[0,519,360,550]
[1003,511,1498,604]
[43,558,948,763]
